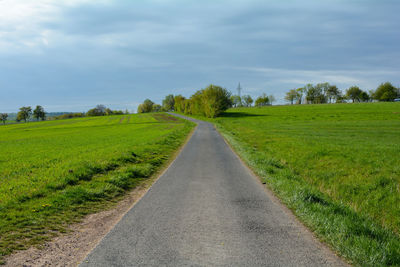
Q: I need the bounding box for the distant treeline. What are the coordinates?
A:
[284,82,400,105]
[137,82,400,119]
[138,84,235,118]
[0,104,129,125]
[137,84,278,118]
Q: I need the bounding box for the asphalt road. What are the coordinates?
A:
[81,114,345,266]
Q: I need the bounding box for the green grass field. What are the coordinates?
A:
[0,113,194,263]
[200,102,399,266]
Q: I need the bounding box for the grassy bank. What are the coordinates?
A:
[191,103,400,266]
[0,113,194,263]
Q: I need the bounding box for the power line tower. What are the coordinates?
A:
[237,82,242,97]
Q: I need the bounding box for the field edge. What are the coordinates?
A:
[0,114,196,265]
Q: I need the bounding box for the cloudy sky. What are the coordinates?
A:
[0,0,399,112]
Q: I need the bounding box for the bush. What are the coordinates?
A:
[53,113,85,120]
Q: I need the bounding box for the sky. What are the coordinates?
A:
[0,0,399,112]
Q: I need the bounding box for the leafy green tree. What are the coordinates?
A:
[373,82,398,101]
[255,93,269,107]
[152,104,162,112]
[359,91,370,102]
[201,84,232,118]
[0,113,8,124]
[33,105,46,121]
[17,106,32,122]
[87,105,107,116]
[187,91,203,115]
[137,104,144,113]
[242,95,253,107]
[326,85,341,103]
[162,94,175,111]
[137,99,154,113]
[285,89,300,104]
[307,83,327,104]
[346,86,363,103]
[306,84,319,104]
[105,108,113,115]
[174,95,186,113]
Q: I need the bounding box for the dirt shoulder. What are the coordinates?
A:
[4,184,149,267]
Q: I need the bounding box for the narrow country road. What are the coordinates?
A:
[80,114,345,266]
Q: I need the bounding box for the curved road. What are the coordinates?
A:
[81,114,345,266]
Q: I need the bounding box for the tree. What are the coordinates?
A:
[174,95,186,113]
[296,87,306,104]
[242,95,253,107]
[137,99,154,113]
[17,106,32,122]
[285,89,300,104]
[201,84,232,118]
[318,82,330,101]
[162,94,175,111]
[96,105,106,114]
[268,95,276,105]
[346,86,363,103]
[0,113,8,124]
[230,95,242,108]
[306,84,325,104]
[326,85,341,103]
[33,105,46,121]
[186,90,203,115]
[314,83,329,103]
[336,95,347,103]
[152,104,162,112]
[359,91,370,102]
[373,82,398,101]
[87,105,107,116]
[104,108,113,115]
[255,93,269,107]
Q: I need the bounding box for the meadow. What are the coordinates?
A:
[0,113,194,263]
[203,102,399,266]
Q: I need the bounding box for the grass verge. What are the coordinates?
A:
[219,129,399,266]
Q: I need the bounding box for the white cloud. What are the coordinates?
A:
[238,67,400,88]
[0,0,398,111]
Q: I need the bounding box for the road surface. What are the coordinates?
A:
[81,114,345,266]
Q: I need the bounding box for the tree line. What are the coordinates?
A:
[0,105,47,124]
[137,84,277,118]
[138,84,232,118]
[0,104,129,125]
[284,82,400,105]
